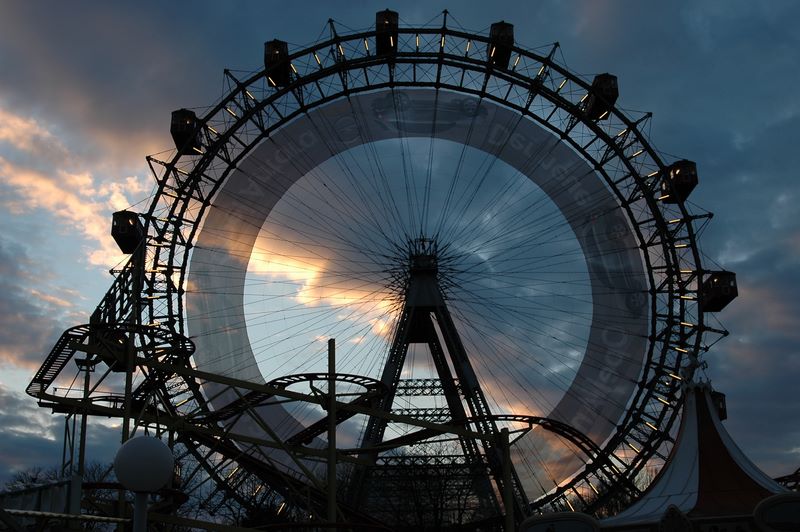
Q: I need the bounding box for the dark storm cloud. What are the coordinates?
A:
[0,1,435,164]
[701,233,800,476]
[535,1,800,476]
[622,5,800,476]
[695,112,800,261]
[0,383,60,477]
[718,333,800,476]
[0,383,120,483]
[0,2,193,164]
[0,0,553,164]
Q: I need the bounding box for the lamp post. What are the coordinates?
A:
[113,436,174,532]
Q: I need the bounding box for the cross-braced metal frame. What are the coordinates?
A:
[26,10,732,528]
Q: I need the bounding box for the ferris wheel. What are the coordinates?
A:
[28,9,738,528]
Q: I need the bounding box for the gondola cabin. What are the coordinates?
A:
[170,108,202,154]
[488,21,514,69]
[375,10,399,56]
[584,73,618,121]
[264,39,291,87]
[660,160,698,204]
[699,271,738,312]
[111,210,145,254]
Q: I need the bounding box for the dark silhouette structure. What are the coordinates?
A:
[16,9,747,530]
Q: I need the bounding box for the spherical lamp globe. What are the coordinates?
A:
[114,436,174,493]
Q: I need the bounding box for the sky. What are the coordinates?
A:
[0,0,798,486]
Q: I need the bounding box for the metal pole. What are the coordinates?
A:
[122,338,134,442]
[501,428,514,532]
[75,362,90,532]
[327,338,337,528]
[118,344,134,532]
[132,492,148,532]
[62,415,70,476]
[77,363,91,475]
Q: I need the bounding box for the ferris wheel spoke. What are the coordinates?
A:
[449,296,627,416]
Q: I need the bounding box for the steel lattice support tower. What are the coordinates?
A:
[351,239,528,521]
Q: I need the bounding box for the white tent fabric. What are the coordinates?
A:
[602,382,786,526]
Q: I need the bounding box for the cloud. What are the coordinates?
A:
[0,107,67,157]
[0,383,61,482]
[0,4,188,169]
[0,156,128,268]
[701,234,800,477]
[712,344,800,477]
[28,289,73,309]
[0,237,75,371]
[0,383,121,484]
[0,104,152,269]
[246,224,398,321]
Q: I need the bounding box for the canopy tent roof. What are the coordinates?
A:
[602,382,787,526]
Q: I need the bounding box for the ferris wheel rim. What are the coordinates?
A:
[141,19,710,514]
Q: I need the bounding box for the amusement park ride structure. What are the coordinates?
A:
[22,9,747,530]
